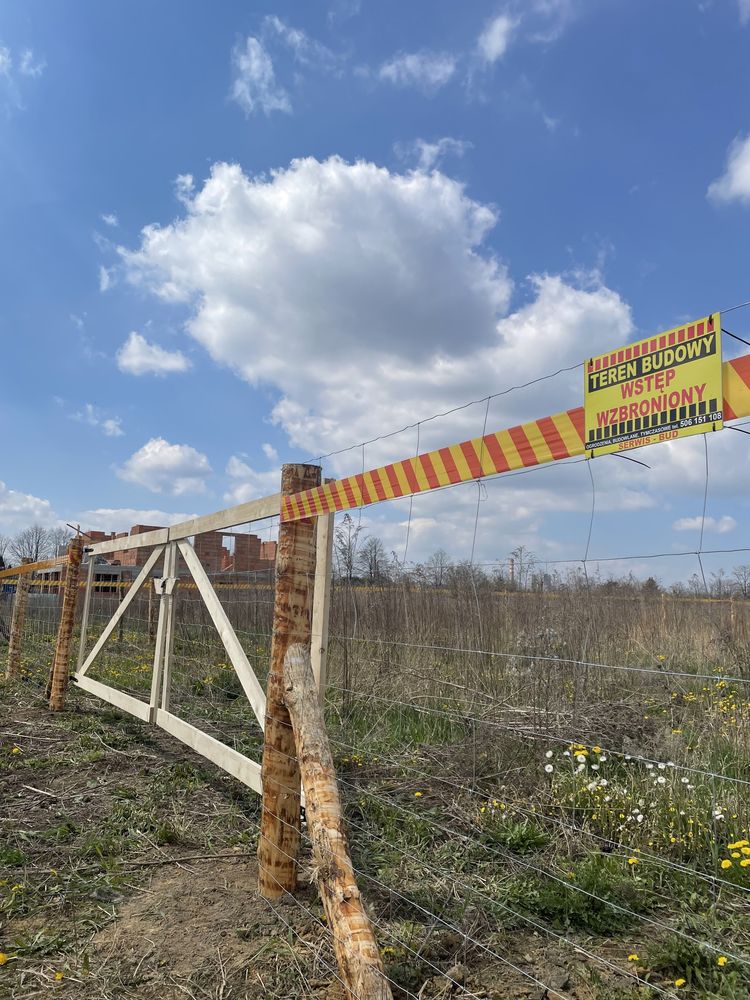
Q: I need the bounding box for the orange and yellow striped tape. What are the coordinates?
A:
[281,352,750,522]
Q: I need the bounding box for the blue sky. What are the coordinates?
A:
[1,0,750,583]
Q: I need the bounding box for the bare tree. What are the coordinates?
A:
[425,548,451,587]
[0,534,10,569]
[510,545,536,590]
[10,525,52,563]
[732,565,750,599]
[333,514,365,582]
[356,536,388,584]
[47,526,73,557]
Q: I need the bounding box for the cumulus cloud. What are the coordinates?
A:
[477,13,518,64]
[116,331,191,376]
[117,438,212,495]
[99,265,113,292]
[100,212,118,227]
[673,515,737,534]
[120,158,639,472]
[224,454,280,504]
[231,36,291,116]
[0,480,57,535]
[707,134,750,205]
[72,403,124,437]
[378,51,457,92]
[77,507,195,534]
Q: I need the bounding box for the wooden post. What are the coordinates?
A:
[49,536,83,712]
[6,558,32,679]
[284,644,393,1000]
[311,512,334,704]
[148,584,158,643]
[76,557,95,673]
[258,463,321,900]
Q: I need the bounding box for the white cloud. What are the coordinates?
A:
[740,0,750,25]
[175,174,194,204]
[0,480,57,535]
[72,403,124,437]
[224,455,280,504]
[0,46,11,77]
[477,13,518,64]
[116,331,191,376]
[78,507,195,534]
[101,212,118,227]
[397,137,472,171]
[673,515,737,534]
[378,51,457,93]
[231,36,291,116]
[262,442,279,462]
[122,156,638,485]
[99,265,113,292]
[19,49,45,77]
[263,15,338,72]
[117,438,212,495]
[707,134,750,205]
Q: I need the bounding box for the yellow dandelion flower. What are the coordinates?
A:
[54,971,64,982]
[740,859,750,868]
[11,884,23,892]
[675,978,686,988]
[721,859,733,869]
[592,746,602,754]
[732,852,741,859]
[11,746,22,755]
[717,956,728,967]
[0,953,8,966]
[627,953,639,962]
[628,857,639,866]
[414,791,423,798]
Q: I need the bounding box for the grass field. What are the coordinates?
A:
[1,583,750,998]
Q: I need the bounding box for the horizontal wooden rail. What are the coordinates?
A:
[281,352,750,522]
[0,555,68,581]
[87,494,281,556]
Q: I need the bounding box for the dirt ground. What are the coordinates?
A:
[0,687,647,1000]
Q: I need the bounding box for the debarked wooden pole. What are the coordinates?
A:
[49,536,83,711]
[6,558,33,680]
[284,644,393,1000]
[257,463,321,899]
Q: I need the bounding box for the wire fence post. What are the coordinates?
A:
[258,463,321,900]
[76,555,95,673]
[284,644,394,1000]
[6,558,32,680]
[49,535,83,711]
[311,510,334,704]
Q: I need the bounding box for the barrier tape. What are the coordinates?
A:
[281,353,750,522]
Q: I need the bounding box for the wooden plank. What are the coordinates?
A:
[0,554,67,581]
[311,512,334,703]
[156,710,262,795]
[76,558,95,672]
[148,543,175,722]
[88,493,281,556]
[78,546,165,678]
[177,539,267,728]
[74,674,151,722]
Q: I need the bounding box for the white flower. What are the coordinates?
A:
[545,764,554,773]
[591,764,599,771]
[604,795,611,802]
[599,755,607,762]
[563,750,571,757]
[587,781,598,792]
[681,777,689,784]
[576,754,586,763]
[576,764,585,773]
[636,814,644,823]
[657,762,666,770]
[625,754,632,760]
[657,776,666,785]
[599,779,608,787]
[545,750,554,759]
[646,763,654,770]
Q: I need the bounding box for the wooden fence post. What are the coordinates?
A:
[311,512,334,703]
[258,463,321,899]
[6,558,32,679]
[284,644,393,1000]
[49,536,83,712]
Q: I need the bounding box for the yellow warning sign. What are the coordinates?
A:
[584,313,723,456]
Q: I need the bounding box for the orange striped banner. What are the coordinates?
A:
[281,352,750,522]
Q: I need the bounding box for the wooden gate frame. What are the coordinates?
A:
[74,500,334,799]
